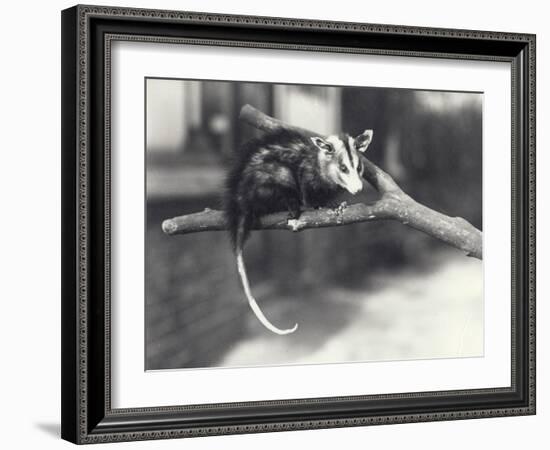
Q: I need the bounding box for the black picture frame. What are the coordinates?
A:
[61,4,536,444]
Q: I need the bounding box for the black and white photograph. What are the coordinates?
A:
[145,78,483,371]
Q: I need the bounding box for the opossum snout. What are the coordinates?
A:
[343,177,363,195]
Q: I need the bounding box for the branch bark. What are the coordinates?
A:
[162,105,482,260]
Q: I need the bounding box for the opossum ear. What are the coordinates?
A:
[310,136,334,153]
[355,129,373,153]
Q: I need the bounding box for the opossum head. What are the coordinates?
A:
[311,130,373,195]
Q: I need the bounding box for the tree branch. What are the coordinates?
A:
[162,105,483,260]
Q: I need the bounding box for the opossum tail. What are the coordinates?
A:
[235,217,298,335]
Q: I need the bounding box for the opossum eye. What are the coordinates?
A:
[326,144,335,154]
[339,164,349,174]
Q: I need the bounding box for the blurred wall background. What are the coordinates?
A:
[145,78,483,370]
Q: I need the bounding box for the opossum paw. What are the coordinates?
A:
[329,201,348,212]
[331,201,348,215]
[332,201,348,224]
[287,218,303,232]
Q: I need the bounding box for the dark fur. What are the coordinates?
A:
[224,129,342,249]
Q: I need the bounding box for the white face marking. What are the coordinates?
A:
[348,135,359,169]
[325,135,363,195]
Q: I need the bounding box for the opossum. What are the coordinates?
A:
[224,128,373,335]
